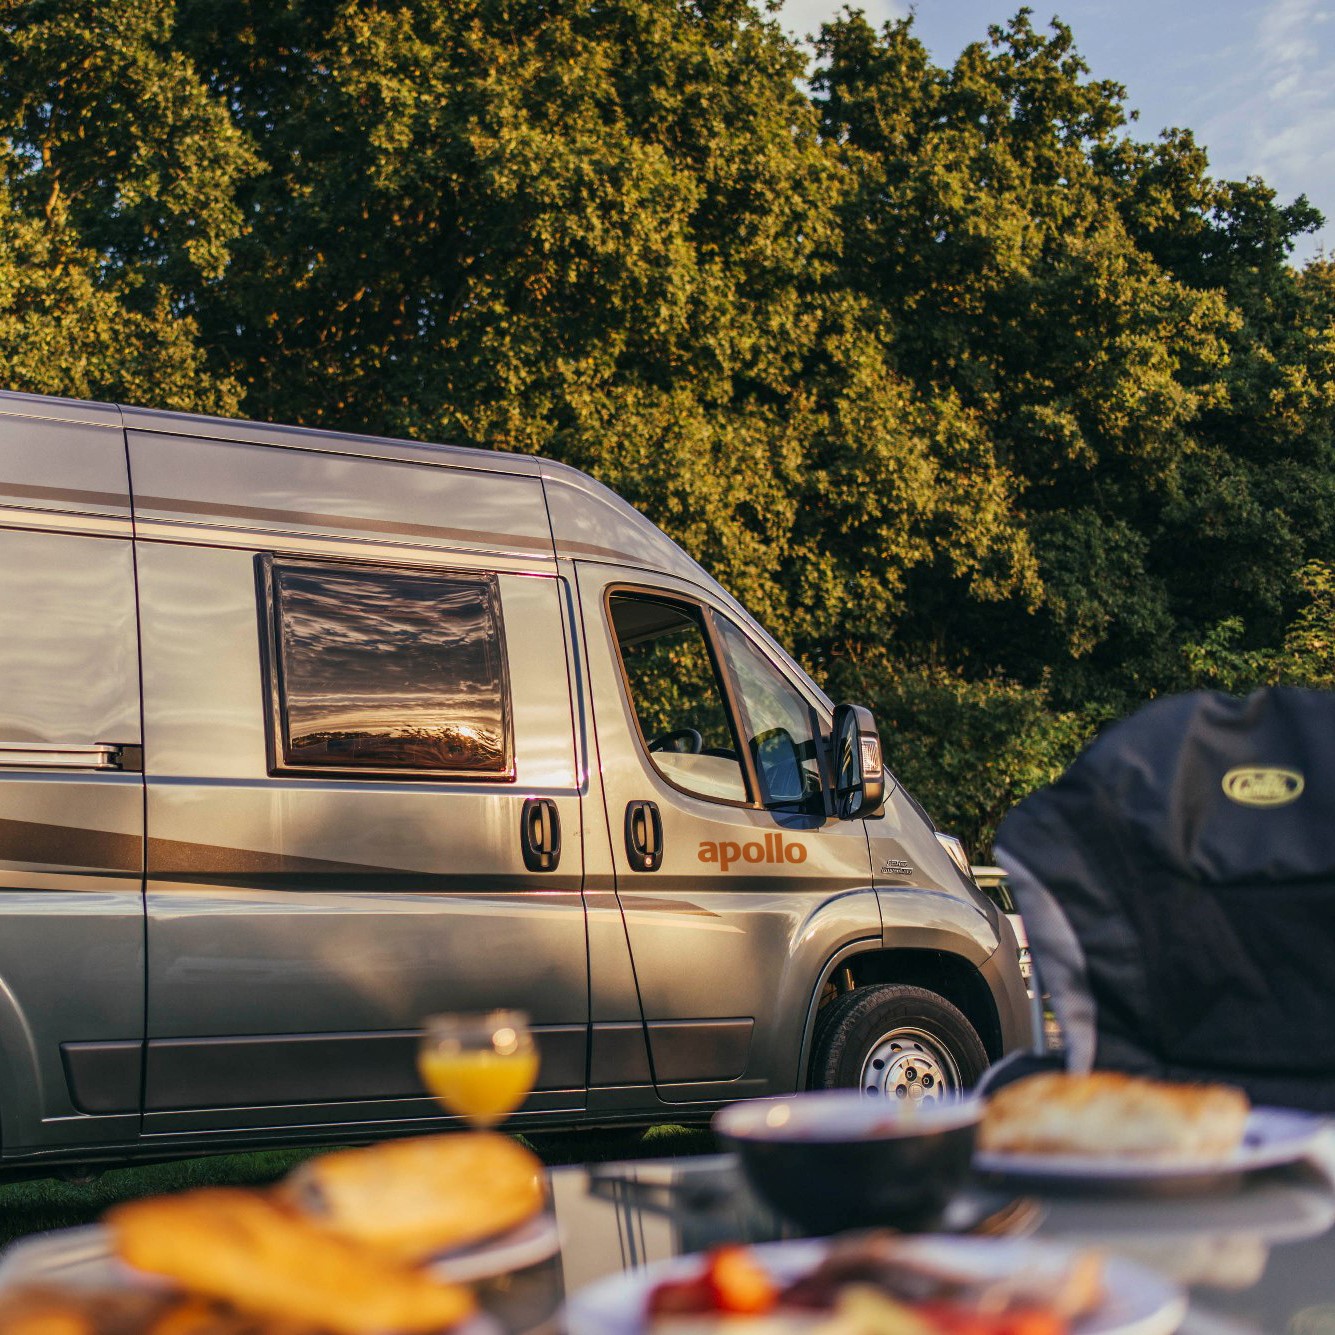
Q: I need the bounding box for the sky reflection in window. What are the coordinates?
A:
[273,564,509,773]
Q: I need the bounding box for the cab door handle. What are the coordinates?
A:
[625,800,663,872]
[521,797,561,872]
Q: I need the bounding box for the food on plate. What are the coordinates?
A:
[1,1130,554,1330]
[284,1130,545,1261]
[646,1237,1102,1333]
[0,1285,168,1335]
[0,1285,331,1333]
[649,1246,780,1321]
[106,1188,476,1335]
[978,1071,1250,1161]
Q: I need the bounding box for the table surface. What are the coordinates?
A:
[3,1137,1335,1334]
[549,1145,1335,1335]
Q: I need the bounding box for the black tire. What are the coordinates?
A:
[811,984,989,1100]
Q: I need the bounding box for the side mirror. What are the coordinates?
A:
[831,702,885,820]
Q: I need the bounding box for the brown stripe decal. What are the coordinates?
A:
[0,820,566,890]
[134,494,555,555]
[146,836,578,893]
[0,480,129,512]
[554,536,643,562]
[148,835,395,880]
[0,817,140,872]
[616,896,721,918]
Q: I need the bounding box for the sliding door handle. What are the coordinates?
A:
[521,797,561,872]
[625,800,663,872]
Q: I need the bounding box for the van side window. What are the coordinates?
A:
[608,594,747,804]
[714,618,823,808]
[264,559,511,777]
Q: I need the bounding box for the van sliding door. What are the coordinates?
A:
[0,399,145,1153]
[131,432,587,1136]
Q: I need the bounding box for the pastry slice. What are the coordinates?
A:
[107,1188,475,1335]
[285,1132,545,1262]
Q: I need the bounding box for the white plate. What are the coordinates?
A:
[426,1211,561,1283]
[974,1106,1329,1185]
[0,1213,559,1292]
[564,1236,1187,1335]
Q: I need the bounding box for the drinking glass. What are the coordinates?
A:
[418,1010,539,1127]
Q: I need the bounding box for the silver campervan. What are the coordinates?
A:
[0,389,1029,1170]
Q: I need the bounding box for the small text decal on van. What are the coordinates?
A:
[699,835,807,870]
[1222,767,1305,807]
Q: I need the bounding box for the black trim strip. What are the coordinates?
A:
[61,1040,143,1113]
[146,836,586,893]
[144,1025,587,1110]
[646,1018,753,1083]
[148,835,404,880]
[590,1022,652,1086]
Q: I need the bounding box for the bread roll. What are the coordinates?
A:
[979,1071,1249,1160]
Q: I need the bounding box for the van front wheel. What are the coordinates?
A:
[811,984,988,1101]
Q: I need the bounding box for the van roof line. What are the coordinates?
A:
[110,402,718,590]
[0,389,825,706]
[0,389,536,475]
[0,389,123,432]
[0,389,706,584]
[119,401,541,477]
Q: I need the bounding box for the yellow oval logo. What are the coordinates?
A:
[1222,767,1305,808]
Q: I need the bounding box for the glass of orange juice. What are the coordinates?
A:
[418,1010,540,1127]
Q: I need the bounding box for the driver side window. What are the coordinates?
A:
[714,617,824,808]
[608,593,747,803]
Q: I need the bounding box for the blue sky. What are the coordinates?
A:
[778,0,1334,264]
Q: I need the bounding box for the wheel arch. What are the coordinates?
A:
[0,969,40,1157]
[798,945,1004,1087]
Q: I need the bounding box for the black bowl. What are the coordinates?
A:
[713,1092,981,1235]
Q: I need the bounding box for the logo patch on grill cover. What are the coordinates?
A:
[1222,767,1304,807]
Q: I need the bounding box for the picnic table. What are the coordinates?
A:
[3,1139,1334,1332]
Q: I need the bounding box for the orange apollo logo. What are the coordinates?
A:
[698,834,807,871]
[1221,767,1305,808]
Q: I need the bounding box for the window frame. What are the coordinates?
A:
[257,554,516,783]
[604,585,760,809]
[605,583,836,813]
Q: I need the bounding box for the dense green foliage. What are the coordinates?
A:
[1,0,1331,850]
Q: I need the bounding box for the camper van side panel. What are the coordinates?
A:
[0,404,145,1156]
[132,433,588,1136]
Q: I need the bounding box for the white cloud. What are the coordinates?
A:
[1188,0,1335,256]
[1258,0,1320,72]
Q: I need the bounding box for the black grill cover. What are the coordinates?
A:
[994,687,1335,1111]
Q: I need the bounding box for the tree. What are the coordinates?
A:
[0,0,254,411]
[165,0,1035,650]
[0,168,238,410]
[1,0,1332,852]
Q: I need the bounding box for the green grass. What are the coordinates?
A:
[0,1125,716,1250]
